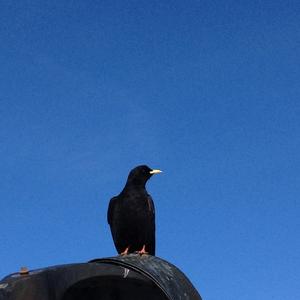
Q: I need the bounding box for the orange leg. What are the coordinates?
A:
[137,245,148,255]
[121,246,130,256]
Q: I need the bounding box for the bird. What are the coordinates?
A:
[107,165,162,256]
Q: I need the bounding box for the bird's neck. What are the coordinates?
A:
[126,177,147,188]
[123,181,146,192]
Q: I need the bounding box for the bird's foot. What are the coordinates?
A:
[137,245,148,255]
[120,247,130,256]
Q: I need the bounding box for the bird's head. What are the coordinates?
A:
[126,165,162,187]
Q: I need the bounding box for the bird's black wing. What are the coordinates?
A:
[107,196,125,254]
[147,194,155,216]
[107,196,118,225]
[147,194,156,255]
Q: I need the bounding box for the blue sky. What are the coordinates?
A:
[1,1,299,299]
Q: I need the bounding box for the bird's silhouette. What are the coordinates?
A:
[107,165,162,255]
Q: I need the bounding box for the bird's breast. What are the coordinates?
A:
[120,192,151,219]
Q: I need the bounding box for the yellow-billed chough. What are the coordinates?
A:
[107,165,162,255]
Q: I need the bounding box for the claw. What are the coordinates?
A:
[120,246,130,256]
[137,245,148,255]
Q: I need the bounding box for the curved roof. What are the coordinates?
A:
[0,254,201,300]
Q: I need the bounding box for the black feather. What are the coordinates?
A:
[107,165,158,255]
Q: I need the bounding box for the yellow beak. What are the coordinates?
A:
[149,169,162,174]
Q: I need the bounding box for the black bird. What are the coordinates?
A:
[107,165,162,255]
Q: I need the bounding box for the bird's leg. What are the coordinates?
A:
[120,247,130,256]
[137,245,148,255]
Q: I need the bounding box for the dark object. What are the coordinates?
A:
[18,267,29,275]
[107,165,162,255]
[0,255,201,300]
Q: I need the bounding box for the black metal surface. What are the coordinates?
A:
[90,255,201,300]
[0,255,202,300]
[63,275,167,300]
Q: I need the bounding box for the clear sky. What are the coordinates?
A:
[1,1,299,299]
